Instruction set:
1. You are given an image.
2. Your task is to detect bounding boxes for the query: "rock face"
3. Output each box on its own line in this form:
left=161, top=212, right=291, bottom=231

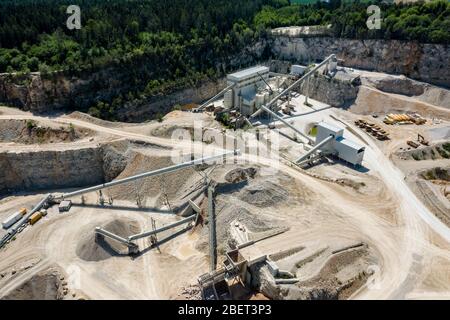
left=0, top=40, right=270, bottom=119
left=0, top=72, right=88, bottom=113
left=299, top=69, right=360, bottom=107
left=0, top=144, right=127, bottom=195
left=272, top=37, right=449, bottom=88
left=114, top=78, right=227, bottom=121
left=1, top=269, right=65, bottom=300
left=0, top=70, right=234, bottom=122
left=371, top=76, right=425, bottom=96
left=0, top=36, right=447, bottom=116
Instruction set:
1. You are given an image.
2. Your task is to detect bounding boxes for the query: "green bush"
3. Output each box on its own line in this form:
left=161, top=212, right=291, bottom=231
left=443, top=143, right=450, bottom=152
left=26, top=119, right=36, bottom=130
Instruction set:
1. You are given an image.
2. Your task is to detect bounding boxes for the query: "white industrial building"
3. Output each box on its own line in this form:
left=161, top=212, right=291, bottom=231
left=314, top=122, right=365, bottom=166
left=290, top=64, right=306, bottom=76
left=224, top=66, right=271, bottom=116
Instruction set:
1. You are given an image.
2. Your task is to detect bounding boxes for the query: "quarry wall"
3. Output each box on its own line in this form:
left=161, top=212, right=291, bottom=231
left=0, top=144, right=127, bottom=195
left=0, top=36, right=447, bottom=118
left=299, top=71, right=360, bottom=108
left=272, top=37, right=449, bottom=88
left=114, top=78, right=227, bottom=121
left=0, top=39, right=268, bottom=120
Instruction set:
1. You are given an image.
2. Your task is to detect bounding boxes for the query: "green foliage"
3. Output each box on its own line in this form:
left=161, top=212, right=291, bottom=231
left=437, top=146, right=449, bottom=159
left=0, top=0, right=276, bottom=76
left=218, top=112, right=232, bottom=128
left=88, top=101, right=114, bottom=120
left=68, top=122, right=75, bottom=134
left=0, top=0, right=447, bottom=122
left=254, top=0, right=449, bottom=43
left=26, top=119, right=36, bottom=130
left=443, top=143, right=450, bottom=152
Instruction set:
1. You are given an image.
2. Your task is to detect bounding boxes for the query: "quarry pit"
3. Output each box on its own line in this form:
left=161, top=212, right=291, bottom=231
left=0, top=58, right=449, bottom=301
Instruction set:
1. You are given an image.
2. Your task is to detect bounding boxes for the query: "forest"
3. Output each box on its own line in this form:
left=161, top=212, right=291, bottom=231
left=255, top=0, right=450, bottom=43
left=1, top=0, right=448, bottom=75
left=0, top=0, right=448, bottom=119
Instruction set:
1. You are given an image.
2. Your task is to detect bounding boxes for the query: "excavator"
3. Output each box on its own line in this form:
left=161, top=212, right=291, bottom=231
left=417, top=133, right=429, bottom=146
left=407, top=134, right=429, bottom=149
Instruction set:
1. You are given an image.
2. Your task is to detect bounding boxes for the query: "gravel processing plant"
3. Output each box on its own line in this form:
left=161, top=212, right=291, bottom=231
left=0, top=48, right=449, bottom=301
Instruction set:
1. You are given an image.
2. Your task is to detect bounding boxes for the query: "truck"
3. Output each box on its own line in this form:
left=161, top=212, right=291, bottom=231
left=2, top=208, right=27, bottom=229
left=29, top=211, right=43, bottom=225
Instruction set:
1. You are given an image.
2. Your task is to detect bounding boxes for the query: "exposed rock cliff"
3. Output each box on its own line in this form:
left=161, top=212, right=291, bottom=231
left=0, top=69, right=125, bottom=113
left=0, top=143, right=128, bottom=195
left=0, top=40, right=269, bottom=120
left=114, top=78, right=226, bottom=121
left=299, top=68, right=361, bottom=107
left=272, top=36, right=449, bottom=88
left=0, top=36, right=447, bottom=117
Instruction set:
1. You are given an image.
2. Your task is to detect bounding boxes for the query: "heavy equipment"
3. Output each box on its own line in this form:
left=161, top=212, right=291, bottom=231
left=418, top=134, right=429, bottom=146
left=407, top=140, right=419, bottom=149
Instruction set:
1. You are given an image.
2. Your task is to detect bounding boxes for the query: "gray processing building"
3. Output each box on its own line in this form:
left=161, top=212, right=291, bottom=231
left=224, top=65, right=271, bottom=116
left=314, top=122, right=365, bottom=166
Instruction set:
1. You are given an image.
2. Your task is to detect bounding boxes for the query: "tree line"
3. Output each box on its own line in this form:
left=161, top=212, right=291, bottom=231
left=254, top=0, right=449, bottom=43
left=0, top=0, right=288, bottom=74
left=0, top=0, right=447, bottom=120
left=1, top=0, right=447, bottom=76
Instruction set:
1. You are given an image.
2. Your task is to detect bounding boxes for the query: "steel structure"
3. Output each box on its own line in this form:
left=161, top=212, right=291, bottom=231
left=128, top=214, right=196, bottom=241
left=195, top=83, right=236, bottom=112
left=58, top=150, right=240, bottom=200
left=0, top=194, right=51, bottom=249
left=208, top=185, right=216, bottom=271
left=249, top=54, right=336, bottom=119
left=95, top=227, right=130, bottom=245
left=1, top=152, right=239, bottom=249
left=296, top=135, right=334, bottom=163
left=257, top=104, right=314, bottom=144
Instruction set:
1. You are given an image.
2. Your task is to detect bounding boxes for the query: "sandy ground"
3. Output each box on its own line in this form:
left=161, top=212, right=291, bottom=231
left=0, top=194, right=208, bottom=299
left=0, top=76, right=449, bottom=300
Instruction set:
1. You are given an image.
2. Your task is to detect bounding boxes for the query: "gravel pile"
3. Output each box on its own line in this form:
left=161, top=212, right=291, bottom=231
left=76, top=218, right=140, bottom=261
left=224, top=167, right=258, bottom=183
left=1, top=268, right=64, bottom=300
left=238, top=181, right=289, bottom=207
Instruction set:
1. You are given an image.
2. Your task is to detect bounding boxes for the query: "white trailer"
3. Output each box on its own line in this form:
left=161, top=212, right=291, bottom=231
left=2, top=208, right=27, bottom=229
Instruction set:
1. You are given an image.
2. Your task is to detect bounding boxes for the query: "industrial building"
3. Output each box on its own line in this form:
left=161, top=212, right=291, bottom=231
left=290, top=64, right=306, bottom=76
left=59, top=200, right=72, bottom=212
left=224, top=65, right=272, bottom=116
left=315, top=122, right=365, bottom=166
left=297, top=122, right=365, bottom=166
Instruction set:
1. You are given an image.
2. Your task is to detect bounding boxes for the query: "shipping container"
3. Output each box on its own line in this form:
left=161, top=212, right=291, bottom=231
left=29, top=212, right=43, bottom=225
left=2, top=208, right=27, bottom=229
left=2, top=212, right=22, bottom=229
